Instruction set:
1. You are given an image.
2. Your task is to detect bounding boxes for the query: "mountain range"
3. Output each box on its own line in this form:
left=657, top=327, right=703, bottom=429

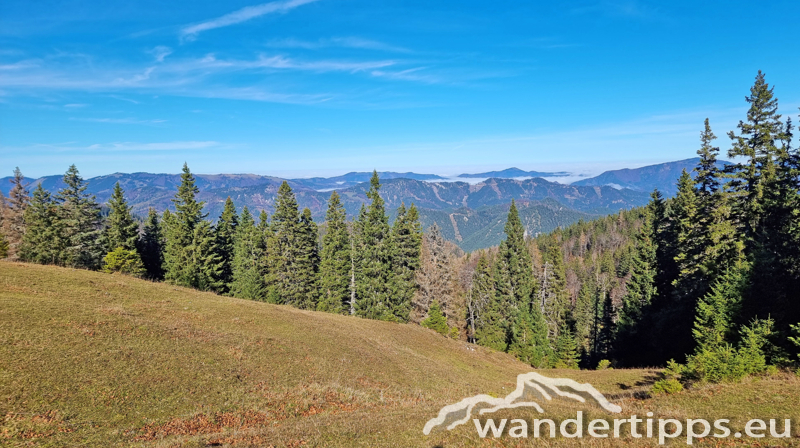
left=0, top=159, right=714, bottom=251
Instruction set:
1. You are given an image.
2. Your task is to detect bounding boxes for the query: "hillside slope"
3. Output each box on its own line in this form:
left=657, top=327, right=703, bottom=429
left=3, top=263, right=799, bottom=447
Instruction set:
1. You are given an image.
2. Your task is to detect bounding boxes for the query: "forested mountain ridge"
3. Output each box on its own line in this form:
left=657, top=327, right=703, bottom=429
left=1, top=172, right=650, bottom=251
left=573, top=157, right=730, bottom=195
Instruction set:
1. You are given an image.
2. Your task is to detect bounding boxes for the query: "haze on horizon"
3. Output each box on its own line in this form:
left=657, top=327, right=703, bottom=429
left=1, top=0, right=799, bottom=178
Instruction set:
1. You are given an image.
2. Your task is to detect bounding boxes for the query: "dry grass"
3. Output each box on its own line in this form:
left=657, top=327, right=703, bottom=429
left=1, top=261, right=799, bottom=447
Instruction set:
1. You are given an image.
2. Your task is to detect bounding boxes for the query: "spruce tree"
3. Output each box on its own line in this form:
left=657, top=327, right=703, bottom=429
left=614, top=207, right=657, bottom=365
left=20, top=185, right=63, bottom=265
left=137, top=208, right=165, bottom=280
left=295, top=207, right=320, bottom=309
left=353, top=171, right=395, bottom=320
left=230, top=207, right=267, bottom=300
left=468, top=254, right=500, bottom=345
left=496, top=200, right=551, bottom=366
left=2, top=167, right=30, bottom=259
left=692, top=266, right=748, bottom=350
left=214, top=197, right=238, bottom=293
left=421, top=300, right=449, bottom=336
left=55, top=165, right=103, bottom=269
left=104, top=182, right=140, bottom=251
left=317, top=191, right=351, bottom=313
left=554, top=324, right=579, bottom=369
left=269, top=181, right=300, bottom=305
left=163, top=163, right=221, bottom=290
left=672, top=169, right=701, bottom=298
left=726, top=70, right=784, bottom=239
left=391, top=202, right=422, bottom=322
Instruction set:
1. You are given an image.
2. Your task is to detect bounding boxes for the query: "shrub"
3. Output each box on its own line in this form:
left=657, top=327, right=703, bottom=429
left=421, top=301, right=449, bottom=336
left=685, top=319, right=773, bottom=383
left=102, top=247, right=145, bottom=277
left=651, top=378, right=683, bottom=395
left=596, top=359, right=612, bottom=370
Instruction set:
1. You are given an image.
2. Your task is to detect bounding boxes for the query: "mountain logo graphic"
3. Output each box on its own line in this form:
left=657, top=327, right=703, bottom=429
left=423, top=372, right=622, bottom=435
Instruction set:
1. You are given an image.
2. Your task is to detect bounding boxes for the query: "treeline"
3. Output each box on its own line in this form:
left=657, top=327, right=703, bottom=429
left=0, top=165, right=433, bottom=322
left=612, top=71, right=800, bottom=381
left=430, top=71, right=800, bottom=377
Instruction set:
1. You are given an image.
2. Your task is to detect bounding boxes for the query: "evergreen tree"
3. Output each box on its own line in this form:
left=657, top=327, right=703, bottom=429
left=137, top=208, right=164, bottom=280
left=266, top=182, right=319, bottom=308
left=295, top=207, right=320, bottom=309
left=421, top=300, right=449, bottom=336
left=55, top=165, right=103, bottom=269
left=230, top=207, right=267, bottom=300
left=1, top=167, right=30, bottom=259
left=104, top=182, right=140, bottom=252
left=495, top=200, right=551, bottom=366
left=391, top=203, right=422, bottom=322
left=317, top=191, right=352, bottom=313
left=693, top=266, right=748, bottom=350
left=726, top=70, right=784, bottom=239
left=468, top=254, right=499, bottom=345
left=554, top=324, right=579, bottom=369
left=672, top=169, right=701, bottom=297
left=214, top=197, right=238, bottom=293
left=353, top=171, right=395, bottom=320
left=614, top=207, right=657, bottom=364
left=696, top=119, right=721, bottom=196
left=20, top=185, right=63, bottom=265
left=163, top=163, right=221, bottom=290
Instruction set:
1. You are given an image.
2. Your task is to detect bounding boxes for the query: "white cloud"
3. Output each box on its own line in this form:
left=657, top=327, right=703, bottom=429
left=265, top=36, right=410, bottom=53
left=70, top=117, right=166, bottom=125
left=181, top=0, right=320, bottom=41
left=149, top=46, right=173, bottom=62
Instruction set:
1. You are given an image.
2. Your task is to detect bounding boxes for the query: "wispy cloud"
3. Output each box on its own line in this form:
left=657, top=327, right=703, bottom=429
left=181, top=0, right=320, bottom=41
left=148, top=46, right=172, bottom=62
left=181, top=53, right=396, bottom=73
left=70, top=117, right=167, bottom=125
left=265, top=37, right=410, bottom=53
left=87, top=141, right=218, bottom=151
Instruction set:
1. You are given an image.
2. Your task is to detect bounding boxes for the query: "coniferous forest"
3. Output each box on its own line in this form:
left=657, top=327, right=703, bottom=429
left=2, top=72, right=800, bottom=383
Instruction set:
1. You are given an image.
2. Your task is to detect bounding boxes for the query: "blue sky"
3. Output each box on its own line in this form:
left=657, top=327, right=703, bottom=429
left=1, top=0, right=798, bottom=179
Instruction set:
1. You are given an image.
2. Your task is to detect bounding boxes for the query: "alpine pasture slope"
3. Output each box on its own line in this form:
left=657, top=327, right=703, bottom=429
left=2, top=262, right=799, bottom=447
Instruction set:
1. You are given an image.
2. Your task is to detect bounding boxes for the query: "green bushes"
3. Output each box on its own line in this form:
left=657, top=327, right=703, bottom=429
left=102, top=247, right=145, bottom=277
left=651, top=378, right=683, bottom=395
left=684, top=318, right=773, bottom=383
left=421, top=301, right=449, bottom=336
left=596, top=359, right=612, bottom=370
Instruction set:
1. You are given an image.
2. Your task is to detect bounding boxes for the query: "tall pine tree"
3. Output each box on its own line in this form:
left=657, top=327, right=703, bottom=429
left=55, top=165, right=103, bottom=269
left=214, top=197, right=238, bottom=293
left=230, top=207, right=267, bottom=300
left=137, top=208, right=164, bottom=280
left=317, top=191, right=352, bottom=313
left=353, top=171, right=395, bottom=320
left=391, top=202, right=422, bottom=322
left=104, top=182, right=140, bottom=252
left=163, top=163, right=222, bottom=290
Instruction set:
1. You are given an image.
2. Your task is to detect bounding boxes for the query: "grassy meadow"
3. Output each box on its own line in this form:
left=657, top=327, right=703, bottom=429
left=1, top=261, right=799, bottom=447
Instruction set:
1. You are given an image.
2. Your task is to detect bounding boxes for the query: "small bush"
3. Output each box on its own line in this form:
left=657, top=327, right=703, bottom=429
left=664, top=359, right=685, bottom=379
left=596, top=359, right=612, bottom=370
left=651, top=378, right=683, bottom=395
left=421, top=301, right=449, bottom=336
left=102, top=247, right=145, bottom=277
